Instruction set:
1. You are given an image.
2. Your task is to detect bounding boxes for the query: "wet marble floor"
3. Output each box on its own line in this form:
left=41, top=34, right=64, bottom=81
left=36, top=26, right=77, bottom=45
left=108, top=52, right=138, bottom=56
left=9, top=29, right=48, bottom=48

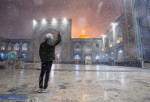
left=0, top=64, right=150, bottom=102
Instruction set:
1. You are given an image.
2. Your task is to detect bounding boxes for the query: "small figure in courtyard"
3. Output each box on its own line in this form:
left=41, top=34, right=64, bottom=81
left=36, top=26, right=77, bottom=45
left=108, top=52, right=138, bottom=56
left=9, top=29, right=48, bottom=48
left=38, top=32, right=61, bottom=93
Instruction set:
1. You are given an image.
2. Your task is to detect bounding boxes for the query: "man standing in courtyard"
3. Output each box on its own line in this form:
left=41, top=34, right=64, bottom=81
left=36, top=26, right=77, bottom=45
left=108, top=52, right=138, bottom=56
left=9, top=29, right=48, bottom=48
left=38, top=32, right=61, bottom=93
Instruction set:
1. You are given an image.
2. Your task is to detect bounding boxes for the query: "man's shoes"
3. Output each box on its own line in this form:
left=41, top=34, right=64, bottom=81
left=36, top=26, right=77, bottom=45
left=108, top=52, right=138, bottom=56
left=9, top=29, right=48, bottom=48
left=42, top=89, right=48, bottom=93
left=37, top=88, right=43, bottom=93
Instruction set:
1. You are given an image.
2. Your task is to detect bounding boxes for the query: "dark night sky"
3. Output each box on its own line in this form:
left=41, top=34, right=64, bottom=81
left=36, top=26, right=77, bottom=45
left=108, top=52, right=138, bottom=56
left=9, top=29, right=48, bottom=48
left=0, top=0, right=123, bottom=39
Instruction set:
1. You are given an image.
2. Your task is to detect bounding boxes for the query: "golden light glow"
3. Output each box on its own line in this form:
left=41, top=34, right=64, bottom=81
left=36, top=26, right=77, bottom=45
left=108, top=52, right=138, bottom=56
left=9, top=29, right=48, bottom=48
left=79, top=34, right=90, bottom=39
left=81, top=29, right=86, bottom=34
left=71, top=20, right=102, bottom=39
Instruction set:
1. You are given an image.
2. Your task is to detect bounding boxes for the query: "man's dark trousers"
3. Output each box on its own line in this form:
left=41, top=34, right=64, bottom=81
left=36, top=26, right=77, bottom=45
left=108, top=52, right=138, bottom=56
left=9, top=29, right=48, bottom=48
left=39, top=61, right=53, bottom=89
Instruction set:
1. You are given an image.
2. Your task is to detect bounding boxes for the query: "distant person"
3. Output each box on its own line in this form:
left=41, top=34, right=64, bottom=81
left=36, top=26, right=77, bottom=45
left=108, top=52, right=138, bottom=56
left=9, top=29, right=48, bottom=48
left=38, top=32, right=61, bottom=93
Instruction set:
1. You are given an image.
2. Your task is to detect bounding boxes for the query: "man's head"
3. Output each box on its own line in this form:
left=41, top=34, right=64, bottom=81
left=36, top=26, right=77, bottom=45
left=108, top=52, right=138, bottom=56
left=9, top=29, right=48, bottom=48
left=45, top=33, right=54, bottom=45
left=45, top=33, right=54, bottom=40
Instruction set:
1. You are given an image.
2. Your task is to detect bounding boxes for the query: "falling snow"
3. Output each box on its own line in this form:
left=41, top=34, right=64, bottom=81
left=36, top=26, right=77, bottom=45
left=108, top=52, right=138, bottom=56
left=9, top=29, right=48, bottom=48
left=0, top=0, right=123, bottom=38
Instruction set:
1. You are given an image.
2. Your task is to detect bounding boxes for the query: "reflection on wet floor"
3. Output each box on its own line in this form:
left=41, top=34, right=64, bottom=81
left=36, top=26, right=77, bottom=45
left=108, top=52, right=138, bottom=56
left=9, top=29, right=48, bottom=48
left=0, top=64, right=150, bottom=102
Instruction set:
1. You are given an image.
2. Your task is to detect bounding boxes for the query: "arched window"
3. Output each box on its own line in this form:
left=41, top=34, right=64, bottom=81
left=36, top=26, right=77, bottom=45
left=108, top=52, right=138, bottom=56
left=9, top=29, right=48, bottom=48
left=7, top=43, right=12, bottom=51
left=1, top=43, right=6, bottom=51
left=74, top=54, right=81, bottom=60
left=14, top=43, right=19, bottom=51
left=22, top=43, right=28, bottom=51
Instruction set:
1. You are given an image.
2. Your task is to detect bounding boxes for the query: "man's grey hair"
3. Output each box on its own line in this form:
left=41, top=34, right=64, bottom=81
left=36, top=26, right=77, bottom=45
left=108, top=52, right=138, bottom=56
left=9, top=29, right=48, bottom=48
left=45, top=33, right=54, bottom=40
